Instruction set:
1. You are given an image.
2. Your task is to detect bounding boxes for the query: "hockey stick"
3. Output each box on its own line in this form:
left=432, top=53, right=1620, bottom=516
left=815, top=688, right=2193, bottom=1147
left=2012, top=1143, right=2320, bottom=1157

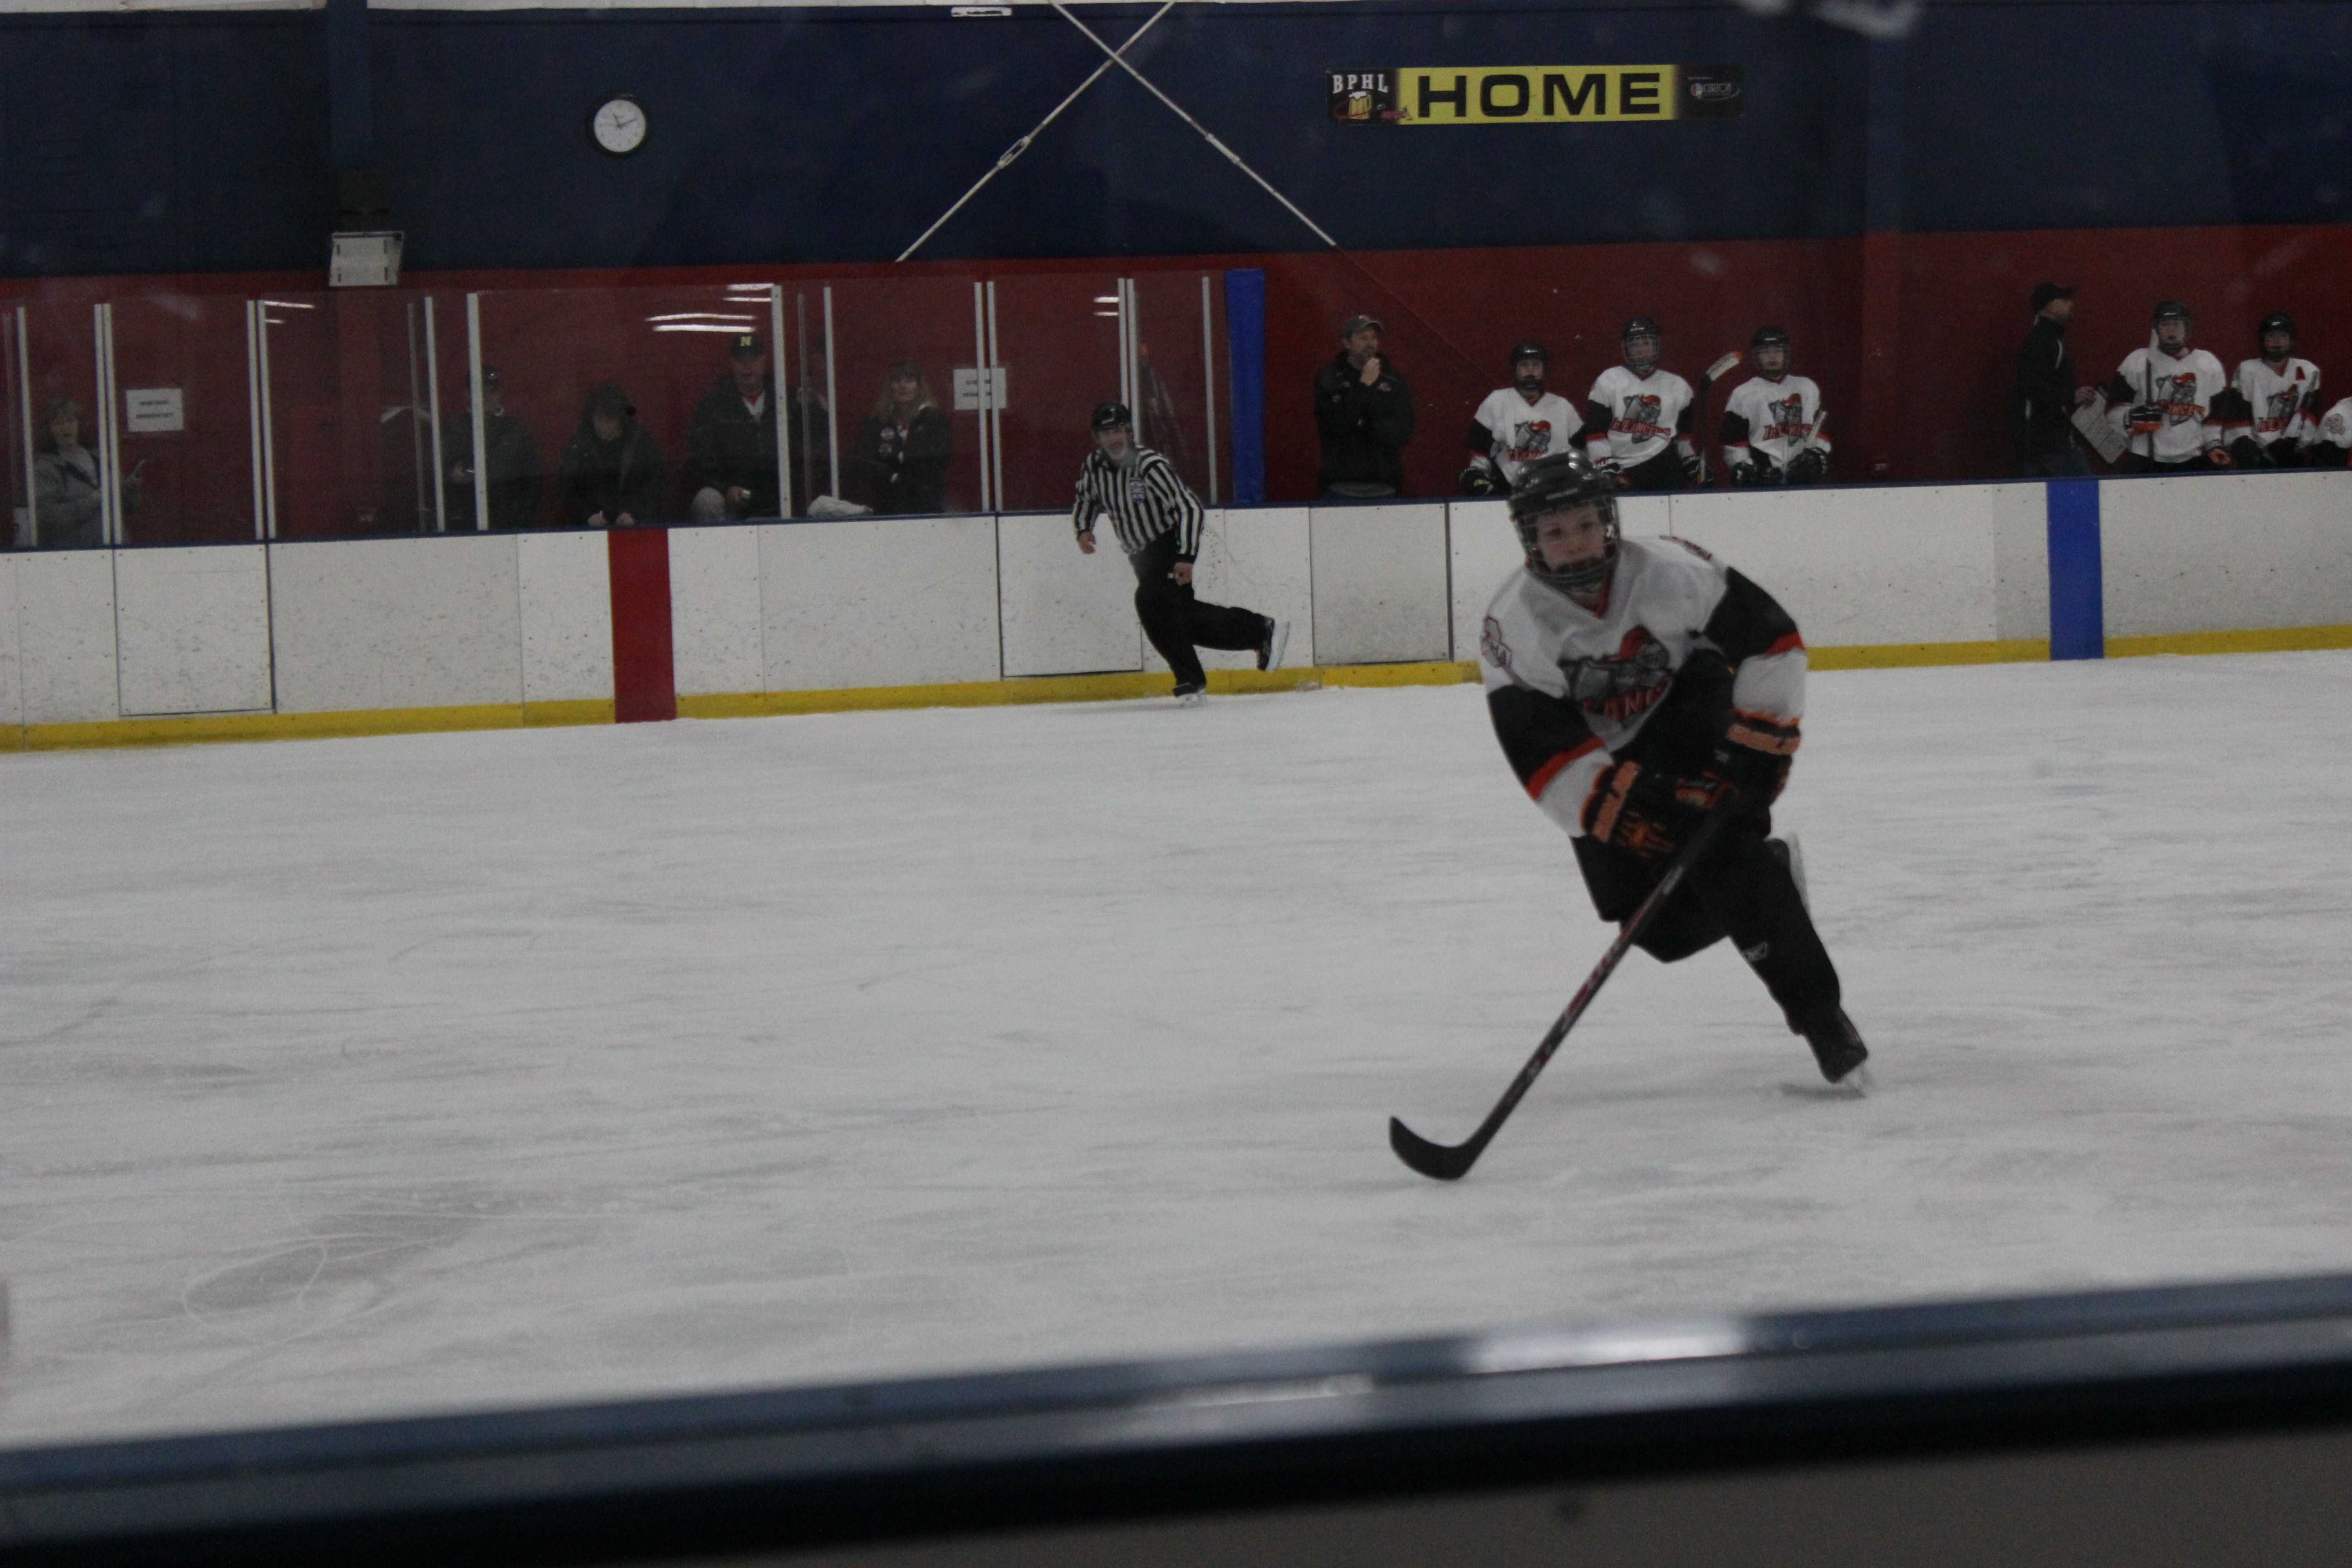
left=1695, top=350, right=1744, bottom=397
left=1389, top=806, right=1736, bottom=1181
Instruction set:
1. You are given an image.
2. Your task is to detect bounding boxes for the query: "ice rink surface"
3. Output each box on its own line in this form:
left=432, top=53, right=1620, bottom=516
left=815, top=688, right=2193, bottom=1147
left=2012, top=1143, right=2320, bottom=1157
left=5, top=651, right=2352, bottom=1449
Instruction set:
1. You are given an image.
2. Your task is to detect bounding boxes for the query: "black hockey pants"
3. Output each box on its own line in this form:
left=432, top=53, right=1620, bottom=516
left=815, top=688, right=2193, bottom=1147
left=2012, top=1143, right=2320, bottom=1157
left=1129, top=532, right=1264, bottom=688
left=1617, top=446, right=1689, bottom=492
left=1569, top=656, right=1841, bottom=1030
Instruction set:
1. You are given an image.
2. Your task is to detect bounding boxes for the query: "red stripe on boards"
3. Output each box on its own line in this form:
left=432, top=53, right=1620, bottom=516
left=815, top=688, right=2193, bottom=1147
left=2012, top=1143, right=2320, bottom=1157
left=608, top=528, right=678, bottom=724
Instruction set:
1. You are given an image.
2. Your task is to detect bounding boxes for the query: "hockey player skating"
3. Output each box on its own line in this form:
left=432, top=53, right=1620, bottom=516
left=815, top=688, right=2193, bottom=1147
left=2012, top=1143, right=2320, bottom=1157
left=1720, top=327, right=1831, bottom=485
left=2229, top=312, right=2323, bottom=468
left=1072, top=402, right=1287, bottom=706
left=1580, top=318, right=1704, bottom=490
left=1461, top=341, right=1579, bottom=496
left=2102, top=301, right=2234, bottom=473
left=1479, top=452, right=1866, bottom=1085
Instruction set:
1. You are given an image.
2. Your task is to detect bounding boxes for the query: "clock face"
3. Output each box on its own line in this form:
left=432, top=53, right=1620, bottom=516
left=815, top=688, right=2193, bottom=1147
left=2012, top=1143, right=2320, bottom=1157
left=592, top=96, right=647, bottom=156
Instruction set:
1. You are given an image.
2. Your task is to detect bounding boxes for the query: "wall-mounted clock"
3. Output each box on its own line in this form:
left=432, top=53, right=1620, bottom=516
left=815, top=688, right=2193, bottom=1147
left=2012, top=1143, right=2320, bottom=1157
left=591, top=96, right=648, bottom=157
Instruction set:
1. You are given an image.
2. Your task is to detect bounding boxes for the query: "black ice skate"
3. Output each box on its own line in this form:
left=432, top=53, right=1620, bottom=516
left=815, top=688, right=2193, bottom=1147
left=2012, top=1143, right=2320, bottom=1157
left=1256, top=616, right=1291, bottom=672
left=1797, top=1005, right=1869, bottom=1085
left=1172, top=680, right=1208, bottom=707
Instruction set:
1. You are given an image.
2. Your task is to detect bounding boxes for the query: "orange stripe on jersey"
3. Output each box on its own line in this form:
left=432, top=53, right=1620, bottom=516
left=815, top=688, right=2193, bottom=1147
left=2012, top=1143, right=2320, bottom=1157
left=1527, top=737, right=1602, bottom=800
left=1725, top=709, right=1802, bottom=756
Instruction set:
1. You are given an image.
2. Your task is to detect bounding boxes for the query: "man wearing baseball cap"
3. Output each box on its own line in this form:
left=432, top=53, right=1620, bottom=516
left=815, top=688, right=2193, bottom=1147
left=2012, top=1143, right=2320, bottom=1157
left=1314, top=312, right=1417, bottom=497
left=689, top=331, right=783, bottom=519
left=2013, top=283, right=2096, bottom=475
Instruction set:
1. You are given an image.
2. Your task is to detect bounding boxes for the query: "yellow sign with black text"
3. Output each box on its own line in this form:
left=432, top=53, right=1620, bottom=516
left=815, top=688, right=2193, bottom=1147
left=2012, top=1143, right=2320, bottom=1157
left=1327, top=65, right=1743, bottom=125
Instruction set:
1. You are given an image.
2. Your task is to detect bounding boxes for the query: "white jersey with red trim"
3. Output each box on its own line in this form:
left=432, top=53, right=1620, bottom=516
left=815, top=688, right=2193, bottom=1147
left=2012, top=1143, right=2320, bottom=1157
left=2233, top=357, right=2322, bottom=446
left=2107, top=345, right=2228, bottom=462
left=1472, top=387, right=1580, bottom=486
left=1584, top=365, right=1695, bottom=469
left=2312, top=396, right=2352, bottom=458
left=1720, top=373, right=1829, bottom=470
left=1478, top=534, right=1806, bottom=838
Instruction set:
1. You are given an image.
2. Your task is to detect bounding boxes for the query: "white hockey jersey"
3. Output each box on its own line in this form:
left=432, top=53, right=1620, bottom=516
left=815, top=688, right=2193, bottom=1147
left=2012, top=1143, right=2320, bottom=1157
left=1471, top=387, right=1580, bottom=486
left=1583, top=365, right=1695, bottom=468
left=1720, top=374, right=1830, bottom=471
left=2233, top=357, right=2322, bottom=447
left=2107, top=345, right=2228, bottom=463
left=1479, top=534, right=1806, bottom=838
left=2310, top=396, right=2352, bottom=460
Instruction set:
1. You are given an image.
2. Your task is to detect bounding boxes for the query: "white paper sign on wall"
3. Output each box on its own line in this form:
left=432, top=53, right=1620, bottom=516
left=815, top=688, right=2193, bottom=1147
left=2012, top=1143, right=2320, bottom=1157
left=124, top=388, right=184, bottom=433
left=952, top=367, right=1009, bottom=412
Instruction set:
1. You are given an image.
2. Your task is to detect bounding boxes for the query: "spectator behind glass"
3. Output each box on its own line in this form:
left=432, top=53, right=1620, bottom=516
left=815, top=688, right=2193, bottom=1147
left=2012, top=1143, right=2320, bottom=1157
left=558, top=383, right=666, bottom=528
left=688, top=333, right=780, bottom=520
left=442, top=367, right=543, bottom=530
left=2013, top=283, right=2097, bottom=476
left=1314, top=314, right=1416, bottom=498
left=849, top=362, right=952, bottom=514
left=33, top=396, right=140, bottom=549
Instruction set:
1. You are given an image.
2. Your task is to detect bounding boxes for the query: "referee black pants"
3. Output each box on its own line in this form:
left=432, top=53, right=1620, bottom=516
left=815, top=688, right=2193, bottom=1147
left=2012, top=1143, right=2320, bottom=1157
left=1568, top=657, right=1841, bottom=1032
left=1128, top=532, right=1264, bottom=689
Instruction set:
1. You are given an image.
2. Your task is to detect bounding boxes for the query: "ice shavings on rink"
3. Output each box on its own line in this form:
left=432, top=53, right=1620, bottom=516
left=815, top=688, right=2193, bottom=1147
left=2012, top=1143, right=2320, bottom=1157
left=5, top=652, right=2352, bottom=1447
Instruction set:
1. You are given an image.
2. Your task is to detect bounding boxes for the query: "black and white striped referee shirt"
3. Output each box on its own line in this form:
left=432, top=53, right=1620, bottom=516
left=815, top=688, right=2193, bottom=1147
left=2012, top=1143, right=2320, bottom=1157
left=1069, top=447, right=1204, bottom=558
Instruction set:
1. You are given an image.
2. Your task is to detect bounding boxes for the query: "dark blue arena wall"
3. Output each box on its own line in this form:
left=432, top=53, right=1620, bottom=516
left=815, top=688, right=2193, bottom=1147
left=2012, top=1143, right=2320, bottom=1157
left=4, top=1, right=2352, bottom=278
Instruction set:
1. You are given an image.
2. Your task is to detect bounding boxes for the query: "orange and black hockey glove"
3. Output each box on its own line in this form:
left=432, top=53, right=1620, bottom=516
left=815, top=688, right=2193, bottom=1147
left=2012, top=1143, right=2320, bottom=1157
left=1709, top=710, right=1801, bottom=805
left=1583, top=760, right=1725, bottom=860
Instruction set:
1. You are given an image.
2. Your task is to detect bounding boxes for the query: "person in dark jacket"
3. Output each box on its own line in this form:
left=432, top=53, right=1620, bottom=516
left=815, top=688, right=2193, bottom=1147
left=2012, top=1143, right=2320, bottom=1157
left=848, top=362, right=953, bottom=514
left=558, top=383, right=665, bottom=528
left=1314, top=314, right=1416, bottom=497
left=2014, top=283, right=2096, bottom=476
left=688, top=333, right=781, bottom=519
left=441, top=367, right=543, bottom=530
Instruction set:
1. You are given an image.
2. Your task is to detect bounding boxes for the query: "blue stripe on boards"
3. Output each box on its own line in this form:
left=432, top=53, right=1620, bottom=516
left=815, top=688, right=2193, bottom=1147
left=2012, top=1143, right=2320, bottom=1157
left=2045, top=478, right=2104, bottom=660
left=1224, top=269, right=1267, bottom=506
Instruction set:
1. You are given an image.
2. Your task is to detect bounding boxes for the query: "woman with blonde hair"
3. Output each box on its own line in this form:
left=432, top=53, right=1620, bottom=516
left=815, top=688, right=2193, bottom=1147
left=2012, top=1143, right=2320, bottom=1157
left=848, top=361, right=952, bottom=514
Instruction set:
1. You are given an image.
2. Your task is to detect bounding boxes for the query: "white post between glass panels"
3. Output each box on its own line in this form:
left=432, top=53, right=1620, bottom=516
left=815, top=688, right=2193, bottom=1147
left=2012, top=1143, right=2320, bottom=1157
left=93, top=303, right=122, bottom=547
left=465, top=293, right=489, bottom=533
left=768, top=284, right=791, bottom=518
left=1201, top=274, right=1219, bottom=506
left=16, top=306, right=38, bottom=546
left=243, top=302, right=265, bottom=540
left=821, top=286, right=840, bottom=509
left=985, top=279, right=1003, bottom=511
left=256, top=300, right=280, bottom=541
left=423, top=296, right=446, bottom=533
left=970, top=281, right=992, bottom=513
left=795, top=292, right=813, bottom=514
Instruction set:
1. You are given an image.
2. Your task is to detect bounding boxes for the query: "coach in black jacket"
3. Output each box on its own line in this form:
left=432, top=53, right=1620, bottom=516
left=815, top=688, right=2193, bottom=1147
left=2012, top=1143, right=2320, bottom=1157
left=2014, top=283, right=2095, bottom=476
left=1314, top=314, right=1417, bottom=497
left=688, top=333, right=782, bottom=519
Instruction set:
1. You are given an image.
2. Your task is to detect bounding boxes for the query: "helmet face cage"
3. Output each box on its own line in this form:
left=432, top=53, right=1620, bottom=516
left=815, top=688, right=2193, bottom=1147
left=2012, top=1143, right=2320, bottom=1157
left=1622, top=319, right=1662, bottom=374
left=1750, top=325, right=1792, bottom=374
left=1509, top=452, right=1621, bottom=595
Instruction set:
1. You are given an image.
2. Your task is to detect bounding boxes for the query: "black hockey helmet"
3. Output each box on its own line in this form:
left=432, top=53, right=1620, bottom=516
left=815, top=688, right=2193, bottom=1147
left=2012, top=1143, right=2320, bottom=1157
left=2151, top=299, right=2193, bottom=326
left=1090, top=400, right=1132, bottom=433
left=1507, top=450, right=1619, bottom=595
left=1621, top=317, right=1663, bottom=373
left=1508, top=339, right=1548, bottom=368
left=2258, top=310, right=2296, bottom=343
left=1750, top=324, right=1793, bottom=371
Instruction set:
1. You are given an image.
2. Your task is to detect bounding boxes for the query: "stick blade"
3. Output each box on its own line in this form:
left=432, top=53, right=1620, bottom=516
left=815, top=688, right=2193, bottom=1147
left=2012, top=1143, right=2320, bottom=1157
left=1389, top=1116, right=1481, bottom=1181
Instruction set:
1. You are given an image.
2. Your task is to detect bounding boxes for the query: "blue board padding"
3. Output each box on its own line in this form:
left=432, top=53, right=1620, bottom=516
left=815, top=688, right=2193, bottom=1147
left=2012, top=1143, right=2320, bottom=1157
left=2045, top=479, right=2104, bottom=661
left=1224, top=269, right=1268, bottom=506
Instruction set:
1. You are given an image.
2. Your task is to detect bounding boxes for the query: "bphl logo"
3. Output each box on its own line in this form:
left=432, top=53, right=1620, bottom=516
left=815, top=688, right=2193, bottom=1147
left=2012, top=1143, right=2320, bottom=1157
left=1327, top=71, right=1400, bottom=123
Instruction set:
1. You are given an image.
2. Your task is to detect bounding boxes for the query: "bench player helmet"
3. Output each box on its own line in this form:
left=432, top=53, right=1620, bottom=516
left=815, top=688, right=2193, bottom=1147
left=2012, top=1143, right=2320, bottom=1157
left=1750, top=324, right=1793, bottom=375
left=2151, top=299, right=2193, bottom=352
left=1621, top=317, right=1663, bottom=374
left=1509, top=339, right=1548, bottom=394
left=2258, top=311, right=2296, bottom=361
left=1508, top=450, right=1619, bottom=595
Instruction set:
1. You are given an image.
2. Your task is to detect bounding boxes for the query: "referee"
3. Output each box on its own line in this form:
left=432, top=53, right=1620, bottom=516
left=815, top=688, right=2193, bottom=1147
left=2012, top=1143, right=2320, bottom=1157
left=1073, top=402, right=1288, bottom=705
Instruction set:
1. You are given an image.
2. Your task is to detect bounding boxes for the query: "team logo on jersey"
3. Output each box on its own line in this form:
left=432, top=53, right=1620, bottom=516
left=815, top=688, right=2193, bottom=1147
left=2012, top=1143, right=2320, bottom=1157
left=1766, top=392, right=1808, bottom=441
left=2260, top=388, right=2299, bottom=434
left=1612, top=394, right=1666, bottom=441
left=1506, top=419, right=1554, bottom=463
left=2161, top=373, right=2201, bottom=423
left=1480, top=616, right=1512, bottom=669
left=1558, top=626, right=1673, bottom=724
